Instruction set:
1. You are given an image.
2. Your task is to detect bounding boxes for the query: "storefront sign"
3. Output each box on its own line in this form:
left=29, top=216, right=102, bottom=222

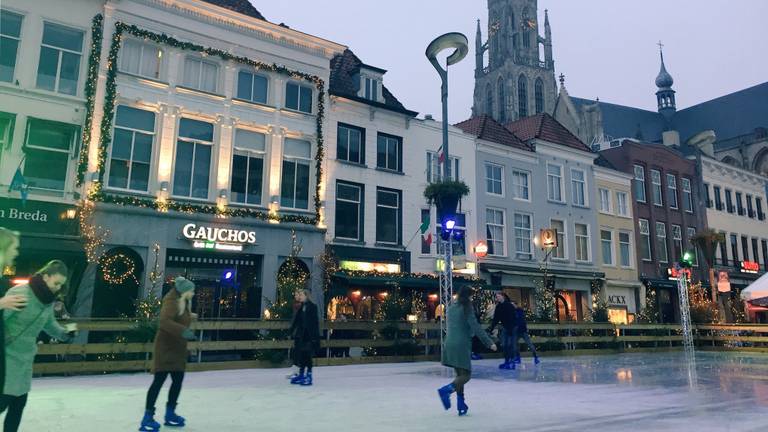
left=338, top=260, right=401, bottom=273
left=182, top=223, right=256, bottom=252
left=667, top=267, right=691, bottom=280
left=436, top=259, right=477, bottom=275
left=0, top=198, right=78, bottom=235
left=607, top=295, right=626, bottom=305
left=540, top=228, right=558, bottom=248
left=740, top=261, right=760, bottom=274
left=717, top=271, right=731, bottom=293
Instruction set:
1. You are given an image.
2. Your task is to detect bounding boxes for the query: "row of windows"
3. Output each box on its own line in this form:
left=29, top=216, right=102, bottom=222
left=334, top=181, right=402, bottom=245
left=485, top=162, right=591, bottom=207
left=485, top=75, right=545, bottom=122
left=485, top=209, right=593, bottom=263
left=637, top=219, right=698, bottom=265
left=335, top=123, right=403, bottom=172
left=633, top=164, right=694, bottom=213
left=1, top=10, right=85, bottom=96
left=598, top=187, right=630, bottom=217
left=108, top=105, right=312, bottom=210
left=119, top=38, right=314, bottom=113
left=718, top=234, right=768, bottom=270
left=705, top=183, right=766, bottom=220
left=600, top=229, right=634, bottom=268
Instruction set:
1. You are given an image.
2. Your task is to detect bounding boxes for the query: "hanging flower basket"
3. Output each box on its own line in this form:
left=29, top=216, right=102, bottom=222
left=424, top=180, right=470, bottom=221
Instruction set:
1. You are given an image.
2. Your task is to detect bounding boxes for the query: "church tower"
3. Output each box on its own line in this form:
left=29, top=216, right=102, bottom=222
left=472, top=0, right=557, bottom=122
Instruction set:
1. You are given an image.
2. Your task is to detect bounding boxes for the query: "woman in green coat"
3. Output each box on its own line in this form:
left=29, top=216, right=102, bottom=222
left=438, top=285, right=497, bottom=416
left=0, top=229, right=29, bottom=394
left=1, top=260, right=74, bottom=432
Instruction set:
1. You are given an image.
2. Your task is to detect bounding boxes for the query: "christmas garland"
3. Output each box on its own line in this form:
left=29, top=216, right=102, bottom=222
left=335, top=268, right=483, bottom=284
left=89, top=22, right=325, bottom=225
left=101, top=252, right=138, bottom=285
left=75, top=14, right=104, bottom=186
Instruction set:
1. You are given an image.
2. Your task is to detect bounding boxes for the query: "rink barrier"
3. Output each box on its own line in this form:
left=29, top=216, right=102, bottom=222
left=32, top=321, right=768, bottom=375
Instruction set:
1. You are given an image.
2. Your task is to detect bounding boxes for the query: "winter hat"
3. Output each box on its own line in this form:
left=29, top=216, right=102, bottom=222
left=174, top=276, right=195, bottom=294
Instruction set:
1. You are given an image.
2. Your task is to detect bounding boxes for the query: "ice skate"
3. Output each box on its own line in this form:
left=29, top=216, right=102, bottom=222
left=139, top=409, right=161, bottom=431
left=437, top=383, right=454, bottom=410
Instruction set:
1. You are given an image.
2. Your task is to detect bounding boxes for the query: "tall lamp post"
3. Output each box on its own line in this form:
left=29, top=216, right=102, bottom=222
left=425, top=32, right=468, bottom=344
left=534, top=228, right=558, bottom=320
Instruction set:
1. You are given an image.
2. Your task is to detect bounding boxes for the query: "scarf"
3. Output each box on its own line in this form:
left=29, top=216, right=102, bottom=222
left=29, top=274, right=56, bottom=305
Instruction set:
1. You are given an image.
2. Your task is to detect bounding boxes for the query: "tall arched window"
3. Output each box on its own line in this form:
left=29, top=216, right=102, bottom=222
left=517, top=75, right=528, bottom=118
left=485, top=83, right=493, bottom=116
left=523, top=31, right=531, bottom=48
left=497, top=77, right=506, bottom=123
left=535, top=78, right=544, bottom=114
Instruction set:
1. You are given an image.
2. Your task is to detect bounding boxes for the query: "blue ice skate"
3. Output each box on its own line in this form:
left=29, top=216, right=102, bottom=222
left=164, top=405, right=186, bottom=427
left=437, top=383, right=455, bottom=410
left=457, top=394, right=469, bottom=416
left=290, top=373, right=305, bottom=384
left=139, top=409, right=161, bottom=431
left=299, top=372, right=313, bottom=386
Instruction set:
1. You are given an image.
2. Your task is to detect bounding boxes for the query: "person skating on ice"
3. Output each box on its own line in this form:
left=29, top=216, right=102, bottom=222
left=0, top=228, right=28, bottom=409
left=139, top=277, right=197, bottom=431
left=488, top=292, right=517, bottom=369
left=2, top=260, right=76, bottom=432
left=437, top=286, right=497, bottom=416
left=289, top=289, right=320, bottom=386
left=511, top=301, right=540, bottom=365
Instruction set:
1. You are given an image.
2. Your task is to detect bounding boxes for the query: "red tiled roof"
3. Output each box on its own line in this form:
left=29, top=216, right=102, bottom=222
left=329, top=49, right=416, bottom=116
left=201, top=0, right=265, bottom=20
left=505, top=113, right=592, bottom=153
left=454, top=115, right=532, bottom=152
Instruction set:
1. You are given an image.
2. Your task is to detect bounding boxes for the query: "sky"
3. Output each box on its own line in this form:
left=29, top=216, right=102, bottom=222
left=256, top=1, right=768, bottom=123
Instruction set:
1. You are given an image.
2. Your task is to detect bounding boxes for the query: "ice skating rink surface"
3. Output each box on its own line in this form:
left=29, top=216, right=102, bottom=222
left=20, top=352, right=768, bottom=431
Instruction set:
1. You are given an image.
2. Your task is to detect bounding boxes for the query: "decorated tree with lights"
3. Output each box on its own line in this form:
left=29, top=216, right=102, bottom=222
left=636, top=287, right=659, bottom=324
left=533, top=278, right=556, bottom=322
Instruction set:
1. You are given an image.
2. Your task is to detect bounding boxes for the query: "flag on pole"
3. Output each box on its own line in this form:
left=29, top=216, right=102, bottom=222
left=419, top=212, right=430, bottom=234
left=424, top=233, right=433, bottom=248
left=438, top=148, right=445, bottom=164
left=8, top=166, right=28, bottom=205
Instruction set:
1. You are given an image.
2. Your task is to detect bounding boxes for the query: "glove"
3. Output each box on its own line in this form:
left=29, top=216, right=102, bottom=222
left=181, top=329, right=196, bottom=341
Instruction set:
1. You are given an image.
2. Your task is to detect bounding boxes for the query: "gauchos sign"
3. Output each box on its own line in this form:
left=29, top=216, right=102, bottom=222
left=182, top=223, right=257, bottom=250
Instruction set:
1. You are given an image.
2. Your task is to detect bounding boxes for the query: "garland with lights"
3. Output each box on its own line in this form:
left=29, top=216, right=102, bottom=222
left=100, top=252, right=139, bottom=285
left=335, top=268, right=483, bottom=285
left=89, top=22, right=325, bottom=225
left=75, top=14, right=104, bottom=186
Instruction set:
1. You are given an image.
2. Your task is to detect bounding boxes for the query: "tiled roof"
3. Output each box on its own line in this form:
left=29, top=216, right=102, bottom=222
left=454, top=115, right=531, bottom=152
left=201, top=0, right=265, bottom=20
left=505, top=113, right=592, bottom=153
left=571, top=97, right=666, bottom=143
left=329, top=49, right=417, bottom=117
left=675, top=81, right=768, bottom=144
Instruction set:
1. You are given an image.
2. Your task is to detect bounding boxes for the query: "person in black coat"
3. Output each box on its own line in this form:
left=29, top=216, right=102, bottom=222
left=488, top=292, right=517, bottom=369
left=289, top=289, right=320, bottom=386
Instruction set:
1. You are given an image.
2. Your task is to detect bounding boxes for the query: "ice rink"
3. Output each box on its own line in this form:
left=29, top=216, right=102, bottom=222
left=18, top=351, right=768, bottom=431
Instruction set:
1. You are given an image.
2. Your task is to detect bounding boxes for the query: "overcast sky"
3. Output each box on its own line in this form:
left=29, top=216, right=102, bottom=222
left=257, top=1, right=768, bottom=122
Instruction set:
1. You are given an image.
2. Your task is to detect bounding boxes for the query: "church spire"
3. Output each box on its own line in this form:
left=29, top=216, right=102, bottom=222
left=475, top=19, right=484, bottom=78
left=655, top=42, right=677, bottom=125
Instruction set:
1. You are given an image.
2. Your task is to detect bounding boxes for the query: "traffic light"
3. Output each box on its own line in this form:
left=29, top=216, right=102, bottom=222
left=679, top=251, right=694, bottom=269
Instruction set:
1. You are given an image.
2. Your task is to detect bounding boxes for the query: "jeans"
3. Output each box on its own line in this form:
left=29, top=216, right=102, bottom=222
left=512, top=327, right=538, bottom=358
left=0, top=393, right=28, bottom=432
left=500, top=328, right=516, bottom=362
left=145, top=371, right=185, bottom=410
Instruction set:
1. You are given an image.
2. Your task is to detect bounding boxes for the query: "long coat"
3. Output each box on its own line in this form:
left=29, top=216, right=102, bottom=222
left=441, top=303, right=494, bottom=371
left=3, top=284, right=68, bottom=396
left=290, top=301, right=320, bottom=355
left=152, top=289, right=192, bottom=373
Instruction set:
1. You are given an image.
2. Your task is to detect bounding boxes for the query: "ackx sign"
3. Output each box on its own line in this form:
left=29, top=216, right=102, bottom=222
left=607, top=295, right=626, bottom=305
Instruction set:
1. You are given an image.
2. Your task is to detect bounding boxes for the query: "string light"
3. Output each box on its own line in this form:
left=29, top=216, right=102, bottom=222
left=78, top=198, right=110, bottom=263
left=101, top=253, right=138, bottom=285
left=81, top=22, right=326, bottom=226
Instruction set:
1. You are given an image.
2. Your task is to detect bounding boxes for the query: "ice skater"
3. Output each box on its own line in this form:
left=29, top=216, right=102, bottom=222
left=0, top=228, right=28, bottom=401
left=437, top=286, right=497, bottom=416
left=488, top=292, right=517, bottom=369
left=511, top=301, right=539, bottom=365
left=139, top=277, right=197, bottom=431
left=2, top=260, right=76, bottom=432
left=289, top=289, right=320, bottom=386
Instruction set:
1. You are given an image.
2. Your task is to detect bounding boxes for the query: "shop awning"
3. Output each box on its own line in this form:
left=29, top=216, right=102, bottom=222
left=331, top=272, right=485, bottom=293
left=642, top=278, right=679, bottom=289
left=741, top=272, right=768, bottom=301
left=480, top=262, right=604, bottom=281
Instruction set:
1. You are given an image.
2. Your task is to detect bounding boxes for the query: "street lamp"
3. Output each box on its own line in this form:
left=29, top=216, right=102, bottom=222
left=425, top=32, right=468, bottom=343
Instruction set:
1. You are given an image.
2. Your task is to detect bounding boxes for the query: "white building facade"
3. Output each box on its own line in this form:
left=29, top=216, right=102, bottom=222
left=77, top=0, right=344, bottom=318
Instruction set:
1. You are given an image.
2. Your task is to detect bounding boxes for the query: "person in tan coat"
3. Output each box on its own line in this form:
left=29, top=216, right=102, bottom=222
left=139, top=277, right=196, bottom=431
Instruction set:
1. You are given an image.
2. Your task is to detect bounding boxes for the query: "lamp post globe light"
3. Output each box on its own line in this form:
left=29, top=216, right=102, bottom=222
left=425, top=32, right=468, bottom=342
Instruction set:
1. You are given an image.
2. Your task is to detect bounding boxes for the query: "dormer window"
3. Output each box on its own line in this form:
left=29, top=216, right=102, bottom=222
left=364, top=77, right=379, bottom=101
